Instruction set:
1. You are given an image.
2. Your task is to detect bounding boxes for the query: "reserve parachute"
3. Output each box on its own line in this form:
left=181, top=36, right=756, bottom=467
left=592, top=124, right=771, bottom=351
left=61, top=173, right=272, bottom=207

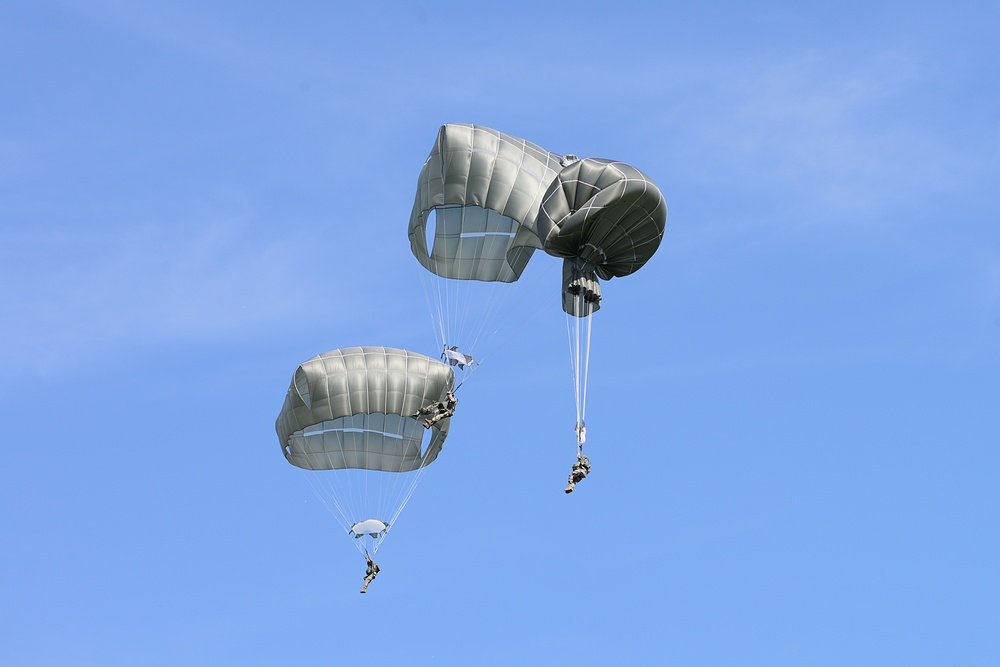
left=276, top=346, right=455, bottom=556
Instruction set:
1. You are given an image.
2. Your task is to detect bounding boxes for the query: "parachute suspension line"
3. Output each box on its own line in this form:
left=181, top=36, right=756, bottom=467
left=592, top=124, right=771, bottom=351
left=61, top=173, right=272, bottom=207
left=419, top=211, right=564, bottom=392
left=373, top=424, right=434, bottom=555
left=565, top=292, right=595, bottom=447
left=301, top=469, right=353, bottom=538
left=447, top=249, right=560, bottom=382
left=451, top=204, right=515, bottom=365
left=471, top=257, right=559, bottom=367
left=322, top=444, right=362, bottom=538
left=302, top=453, right=370, bottom=557
left=298, top=414, right=434, bottom=558
left=320, top=441, right=368, bottom=555
left=582, top=304, right=593, bottom=430
left=417, top=215, right=536, bottom=387
left=363, top=417, right=426, bottom=556
left=385, top=452, right=435, bottom=532
left=419, top=267, right=448, bottom=353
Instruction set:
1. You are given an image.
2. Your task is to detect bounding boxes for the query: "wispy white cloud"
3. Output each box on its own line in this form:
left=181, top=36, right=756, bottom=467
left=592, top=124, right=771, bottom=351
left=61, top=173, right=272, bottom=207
left=60, top=0, right=301, bottom=87
left=0, top=138, right=31, bottom=181
left=668, top=49, right=978, bottom=221
left=570, top=43, right=1000, bottom=274
left=0, top=215, right=349, bottom=377
left=57, top=0, right=417, bottom=105
left=439, top=39, right=992, bottom=239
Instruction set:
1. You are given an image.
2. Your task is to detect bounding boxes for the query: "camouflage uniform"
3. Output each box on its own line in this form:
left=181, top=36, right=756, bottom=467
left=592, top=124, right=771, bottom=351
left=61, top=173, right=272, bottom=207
left=423, top=392, right=458, bottom=428
left=565, top=453, right=591, bottom=493
left=360, top=556, right=380, bottom=593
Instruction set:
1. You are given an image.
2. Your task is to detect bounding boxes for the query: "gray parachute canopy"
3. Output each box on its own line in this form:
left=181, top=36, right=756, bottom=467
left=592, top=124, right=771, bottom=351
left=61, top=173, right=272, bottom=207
left=408, top=124, right=567, bottom=283
left=509, top=158, right=667, bottom=317
left=276, top=347, right=455, bottom=472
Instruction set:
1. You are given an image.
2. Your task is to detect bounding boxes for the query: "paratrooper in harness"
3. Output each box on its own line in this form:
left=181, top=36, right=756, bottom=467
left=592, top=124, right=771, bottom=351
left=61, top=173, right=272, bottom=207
left=413, top=391, right=458, bottom=429
left=360, top=553, right=380, bottom=593
left=565, top=422, right=591, bottom=493
left=564, top=450, right=591, bottom=493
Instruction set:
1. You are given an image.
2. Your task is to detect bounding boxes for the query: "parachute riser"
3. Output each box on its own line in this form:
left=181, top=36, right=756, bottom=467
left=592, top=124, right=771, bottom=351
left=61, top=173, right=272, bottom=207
left=562, top=259, right=602, bottom=318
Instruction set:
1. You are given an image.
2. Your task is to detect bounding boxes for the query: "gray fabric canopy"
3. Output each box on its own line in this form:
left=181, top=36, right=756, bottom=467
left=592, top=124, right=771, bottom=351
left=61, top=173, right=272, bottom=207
left=408, top=124, right=567, bottom=283
left=510, top=158, right=667, bottom=316
left=276, top=347, right=455, bottom=472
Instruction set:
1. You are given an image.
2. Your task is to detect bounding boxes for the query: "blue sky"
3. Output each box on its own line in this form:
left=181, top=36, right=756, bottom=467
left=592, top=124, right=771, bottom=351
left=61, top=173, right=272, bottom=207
left=2, top=1, right=998, bottom=665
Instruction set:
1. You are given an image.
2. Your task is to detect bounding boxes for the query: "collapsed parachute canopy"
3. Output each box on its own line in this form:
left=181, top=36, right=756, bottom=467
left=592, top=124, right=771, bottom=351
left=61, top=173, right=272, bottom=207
left=276, top=346, right=455, bottom=473
left=408, top=124, right=567, bottom=283
left=510, top=158, right=667, bottom=317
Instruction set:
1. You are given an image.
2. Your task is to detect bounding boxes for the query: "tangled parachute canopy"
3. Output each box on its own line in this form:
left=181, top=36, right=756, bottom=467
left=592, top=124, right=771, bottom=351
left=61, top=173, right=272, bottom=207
left=509, top=158, right=667, bottom=317
left=408, top=123, right=567, bottom=283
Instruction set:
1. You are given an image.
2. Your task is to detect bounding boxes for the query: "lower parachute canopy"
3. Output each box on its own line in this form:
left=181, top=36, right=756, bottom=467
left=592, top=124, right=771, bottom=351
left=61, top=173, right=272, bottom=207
left=276, top=346, right=455, bottom=555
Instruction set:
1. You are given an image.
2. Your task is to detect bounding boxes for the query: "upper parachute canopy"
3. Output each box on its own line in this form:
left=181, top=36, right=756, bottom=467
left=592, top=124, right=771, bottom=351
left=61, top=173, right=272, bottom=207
left=510, top=158, right=667, bottom=317
left=408, top=124, right=568, bottom=283
left=276, top=346, right=455, bottom=472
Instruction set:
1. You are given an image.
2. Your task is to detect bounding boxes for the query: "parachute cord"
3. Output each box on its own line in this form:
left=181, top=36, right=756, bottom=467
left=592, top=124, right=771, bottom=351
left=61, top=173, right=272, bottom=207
left=478, top=257, right=559, bottom=361
left=419, top=249, right=500, bottom=372
left=418, top=207, right=561, bottom=392
left=368, top=419, right=443, bottom=556
left=301, top=468, right=368, bottom=558
left=322, top=442, right=361, bottom=537
left=378, top=442, right=439, bottom=556
left=369, top=419, right=430, bottom=556
left=566, top=313, right=580, bottom=426
left=566, top=297, right=583, bottom=430
left=437, top=255, right=557, bottom=390
left=418, top=254, right=448, bottom=353
left=297, top=414, right=436, bottom=559
left=582, top=302, right=593, bottom=428
left=565, top=294, right=595, bottom=451
left=386, top=457, right=432, bottom=530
